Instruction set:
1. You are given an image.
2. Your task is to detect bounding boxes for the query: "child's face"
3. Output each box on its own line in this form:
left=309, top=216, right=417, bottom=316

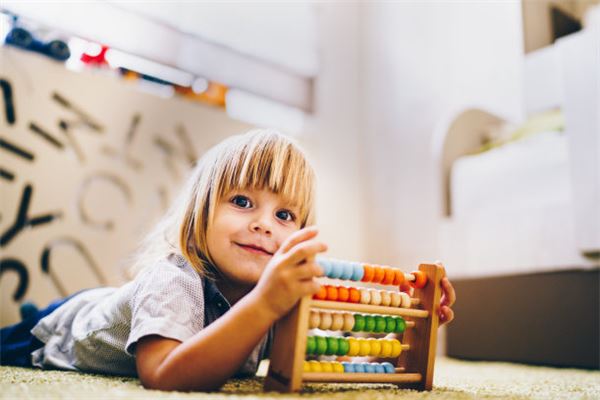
left=207, top=188, right=301, bottom=286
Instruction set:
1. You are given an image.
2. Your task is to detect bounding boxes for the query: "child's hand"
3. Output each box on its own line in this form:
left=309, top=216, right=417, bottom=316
left=438, top=277, right=456, bottom=325
left=252, top=226, right=327, bottom=320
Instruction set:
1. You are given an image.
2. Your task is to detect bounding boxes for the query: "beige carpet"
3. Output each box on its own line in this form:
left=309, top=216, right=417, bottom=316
left=1, top=357, right=599, bottom=399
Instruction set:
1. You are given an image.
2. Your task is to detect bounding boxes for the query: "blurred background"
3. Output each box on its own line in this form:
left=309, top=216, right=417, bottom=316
left=0, top=1, right=598, bottom=368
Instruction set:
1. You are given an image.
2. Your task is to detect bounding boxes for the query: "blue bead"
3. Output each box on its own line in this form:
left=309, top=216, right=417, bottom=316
left=373, top=363, right=385, bottom=374
left=364, top=363, right=375, bottom=373
left=340, top=262, right=354, bottom=280
left=381, top=362, right=395, bottom=374
left=330, top=261, right=344, bottom=279
left=351, top=263, right=364, bottom=281
left=353, top=362, right=365, bottom=373
left=342, top=362, right=354, bottom=373
left=317, top=258, right=332, bottom=277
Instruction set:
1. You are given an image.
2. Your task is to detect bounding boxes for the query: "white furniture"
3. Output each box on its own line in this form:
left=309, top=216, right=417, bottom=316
left=435, top=27, right=599, bottom=278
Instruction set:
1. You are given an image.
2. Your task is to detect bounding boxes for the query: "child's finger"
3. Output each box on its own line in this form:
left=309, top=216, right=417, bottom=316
left=439, top=305, right=454, bottom=324
left=441, top=277, right=456, bottom=307
left=283, top=240, right=328, bottom=266
left=297, top=279, right=321, bottom=297
left=292, top=260, right=323, bottom=280
left=279, top=226, right=319, bottom=254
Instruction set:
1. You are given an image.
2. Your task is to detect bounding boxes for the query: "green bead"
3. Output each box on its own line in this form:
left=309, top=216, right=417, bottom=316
left=316, top=336, right=328, bottom=355
left=326, top=336, right=339, bottom=355
left=352, top=314, right=365, bottom=332
left=337, top=338, right=349, bottom=356
left=374, top=316, right=386, bottom=333
left=364, top=315, right=376, bottom=332
left=384, top=317, right=396, bottom=333
left=306, top=336, right=316, bottom=354
left=395, top=317, right=406, bottom=333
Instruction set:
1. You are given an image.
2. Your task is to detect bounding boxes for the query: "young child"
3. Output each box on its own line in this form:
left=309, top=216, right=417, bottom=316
left=1, top=129, right=455, bottom=391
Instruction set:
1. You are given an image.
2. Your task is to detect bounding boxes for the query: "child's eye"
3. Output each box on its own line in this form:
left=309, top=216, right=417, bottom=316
left=231, top=195, right=252, bottom=208
left=276, top=209, right=295, bottom=222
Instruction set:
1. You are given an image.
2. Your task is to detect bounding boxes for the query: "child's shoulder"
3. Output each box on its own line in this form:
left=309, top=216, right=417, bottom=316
left=133, top=253, right=206, bottom=293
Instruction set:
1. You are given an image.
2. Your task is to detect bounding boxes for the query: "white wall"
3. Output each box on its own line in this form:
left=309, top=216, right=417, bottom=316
left=360, top=2, right=525, bottom=269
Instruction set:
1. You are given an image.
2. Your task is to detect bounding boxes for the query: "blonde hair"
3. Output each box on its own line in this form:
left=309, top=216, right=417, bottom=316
left=129, top=129, right=316, bottom=278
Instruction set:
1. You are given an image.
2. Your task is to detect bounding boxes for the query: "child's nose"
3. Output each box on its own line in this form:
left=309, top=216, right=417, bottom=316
left=250, top=218, right=272, bottom=235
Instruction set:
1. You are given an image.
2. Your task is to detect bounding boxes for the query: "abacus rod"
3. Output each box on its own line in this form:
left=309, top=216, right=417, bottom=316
left=302, top=372, right=423, bottom=383
left=310, top=300, right=429, bottom=318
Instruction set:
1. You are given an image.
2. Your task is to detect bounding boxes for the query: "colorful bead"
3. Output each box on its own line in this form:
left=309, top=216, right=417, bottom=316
left=318, top=258, right=331, bottom=277
left=326, top=286, right=338, bottom=301
left=390, top=292, right=401, bottom=307
left=337, top=338, right=349, bottom=355
left=352, top=314, right=365, bottom=331
left=384, top=316, right=396, bottom=333
left=316, top=336, right=328, bottom=355
left=319, top=311, right=333, bottom=330
left=353, top=362, right=366, bottom=373
left=358, top=339, right=371, bottom=356
left=382, top=267, right=395, bottom=285
left=347, top=338, right=360, bottom=356
left=340, top=263, right=354, bottom=280
left=390, top=339, right=402, bottom=357
left=337, top=286, right=350, bottom=302
left=393, top=269, right=405, bottom=286
left=306, top=336, right=316, bottom=354
left=359, top=289, right=371, bottom=304
left=361, top=265, right=374, bottom=282
left=309, top=311, right=320, bottom=329
left=332, top=362, right=344, bottom=373
left=348, top=287, right=361, bottom=303
left=321, top=361, right=333, bottom=372
left=331, top=313, right=344, bottom=331
left=380, top=340, right=392, bottom=357
left=351, top=262, right=364, bottom=281
left=382, top=362, right=395, bottom=374
left=314, top=285, right=327, bottom=300
left=369, top=289, right=382, bottom=306
left=395, top=317, right=406, bottom=333
left=342, top=313, right=355, bottom=331
left=326, top=337, right=339, bottom=355
left=374, top=316, right=386, bottom=333
left=303, top=361, right=310, bottom=372
left=373, top=363, right=385, bottom=373
left=364, top=362, right=376, bottom=373
left=309, top=360, right=322, bottom=372
left=367, top=338, right=381, bottom=356
left=342, top=362, right=354, bottom=373
left=410, top=270, right=427, bottom=288
left=372, top=266, right=385, bottom=283
left=400, top=292, right=411, bottom=308
left=364, top=315, right=376, bottom=332
left=380, top=290, right=392, bottom=306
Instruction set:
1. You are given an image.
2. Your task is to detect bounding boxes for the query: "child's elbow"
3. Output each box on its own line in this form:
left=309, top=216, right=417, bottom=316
left=140, top=371, right=225, bottom=392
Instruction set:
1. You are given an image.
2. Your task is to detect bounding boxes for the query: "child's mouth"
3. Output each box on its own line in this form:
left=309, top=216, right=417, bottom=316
left=235, top=243, right=273, bottom=256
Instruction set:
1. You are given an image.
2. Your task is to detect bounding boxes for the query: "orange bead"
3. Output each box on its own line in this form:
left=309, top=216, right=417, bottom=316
left=399, top=282, right=412, bottom=293
left=314, top=285, right=327, bottom=300
left=326, top=285, right=339, bottom=301
left=393, top=269, right=405, bottom=286
left=348, top=287, right=361, bottom=303
left=372, top=266, right=385, bottom=283
left=382, top=267, right=395, bottom=285
left=338, top=286, right=350, bottom=302
left=410, top=271, right=428, bottom=289
left=362, top=265, right=374, bottom=282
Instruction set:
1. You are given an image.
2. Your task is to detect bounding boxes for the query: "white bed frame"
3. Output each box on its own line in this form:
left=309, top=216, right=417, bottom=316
left=434, top=27, right=599, bottom=275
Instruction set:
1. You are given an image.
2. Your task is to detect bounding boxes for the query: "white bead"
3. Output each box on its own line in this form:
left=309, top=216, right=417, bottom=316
left=320, top=311, right=333, bottom=330
left=369, top=289, right=382, bottom=306
left=390, top=292, right=401, bottom=307
left=309, top=311, right=320, bottom=329
left=342, top=313, right=355, bottom=331
left=380, top=291, right=392, bottom=306
left=400, top=292, right=411, bottom=308
left=359, top=289, right=371, bottom=304
left=331, top=313, right=344, bottom=331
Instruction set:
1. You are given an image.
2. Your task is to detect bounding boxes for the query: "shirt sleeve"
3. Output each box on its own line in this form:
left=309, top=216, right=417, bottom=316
left=125, top=261, right=205, bottom=355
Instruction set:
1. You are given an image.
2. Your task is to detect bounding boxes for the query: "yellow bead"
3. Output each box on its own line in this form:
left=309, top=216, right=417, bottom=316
left=347, top=338, right=360, bottom=356
left=358, top=338, right=371, bottom=356
left=303, top=361, right=311, bottom=372
left=368, top=338, right=381, bottom=356
left=390, top=339, right=402, bottom=357
left=380, top=340, right=393, bottom=357
left=321, top=361, right=333, bottom=373
left=309, top=360, right=322, bottom=372
left=332, top=362, right=345, bottom=373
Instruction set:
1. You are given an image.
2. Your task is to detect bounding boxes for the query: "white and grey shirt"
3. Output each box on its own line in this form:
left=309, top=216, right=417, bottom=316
left=30, top=254, right=272, bottom=377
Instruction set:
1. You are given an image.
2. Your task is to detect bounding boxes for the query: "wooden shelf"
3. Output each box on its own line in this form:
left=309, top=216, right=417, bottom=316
left=302, top=372, right=423, bottom=383
left=310, top=300, right=429, bottom=318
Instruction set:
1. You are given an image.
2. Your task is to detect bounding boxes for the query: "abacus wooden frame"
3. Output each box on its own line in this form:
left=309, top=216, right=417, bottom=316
left=264, top=263, right=445, bottom=392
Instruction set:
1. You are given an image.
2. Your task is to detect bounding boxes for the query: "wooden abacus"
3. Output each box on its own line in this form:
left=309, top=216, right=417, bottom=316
left=265, top=259, right=445, bottom=392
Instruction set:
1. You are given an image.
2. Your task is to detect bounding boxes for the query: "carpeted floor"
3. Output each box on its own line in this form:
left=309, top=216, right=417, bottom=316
left=1, top=357, right=599, bottom=399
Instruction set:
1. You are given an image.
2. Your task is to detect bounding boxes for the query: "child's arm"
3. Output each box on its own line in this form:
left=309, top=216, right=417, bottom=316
left=135, top=227, right=326, bottom=392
